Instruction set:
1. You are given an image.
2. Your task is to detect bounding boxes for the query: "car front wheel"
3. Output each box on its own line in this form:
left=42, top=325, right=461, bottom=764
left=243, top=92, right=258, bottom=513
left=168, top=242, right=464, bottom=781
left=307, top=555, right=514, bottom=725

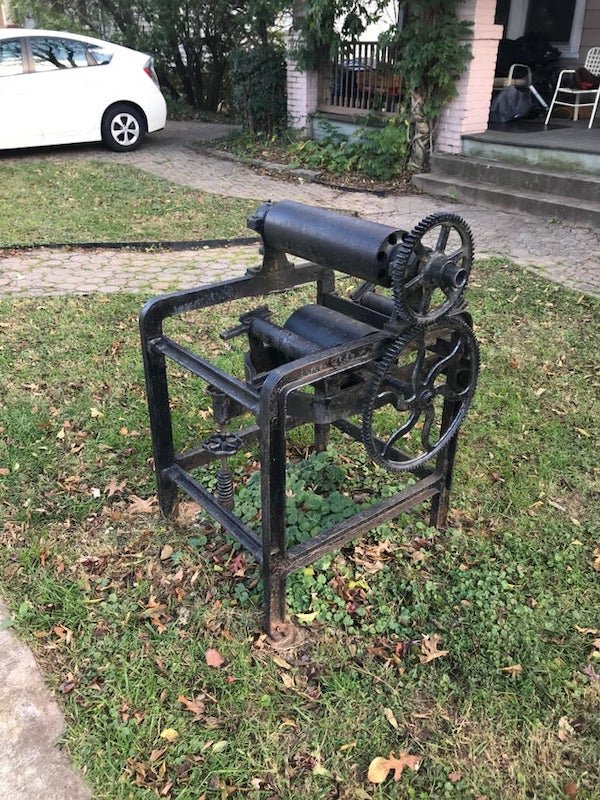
left=101, top=104, right=146, bottom=152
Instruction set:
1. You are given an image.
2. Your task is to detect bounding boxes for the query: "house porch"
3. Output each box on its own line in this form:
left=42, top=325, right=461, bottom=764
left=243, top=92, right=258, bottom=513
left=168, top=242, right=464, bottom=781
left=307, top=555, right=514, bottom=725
left=462, top=118, right=600, bottom=173
left=412, top=118, right=600, bottom=228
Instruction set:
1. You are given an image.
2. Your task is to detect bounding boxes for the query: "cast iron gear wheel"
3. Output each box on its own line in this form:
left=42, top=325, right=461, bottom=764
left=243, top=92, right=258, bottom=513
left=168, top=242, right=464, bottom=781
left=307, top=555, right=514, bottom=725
left=391, top=212, right=474, bottom=326
left=361, top=317, right=479, bottom=472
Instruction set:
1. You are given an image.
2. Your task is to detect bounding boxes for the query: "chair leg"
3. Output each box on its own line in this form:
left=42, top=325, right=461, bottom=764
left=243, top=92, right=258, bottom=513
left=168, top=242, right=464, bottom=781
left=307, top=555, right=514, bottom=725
left=588, top=92, right=600, bottom=129
left=545, top=89, right=559, bottom=126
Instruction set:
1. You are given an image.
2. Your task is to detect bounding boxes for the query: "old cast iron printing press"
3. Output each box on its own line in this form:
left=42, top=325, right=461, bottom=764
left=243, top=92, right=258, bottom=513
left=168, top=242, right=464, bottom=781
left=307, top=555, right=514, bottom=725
left=140, top=200, right=479, bottom=639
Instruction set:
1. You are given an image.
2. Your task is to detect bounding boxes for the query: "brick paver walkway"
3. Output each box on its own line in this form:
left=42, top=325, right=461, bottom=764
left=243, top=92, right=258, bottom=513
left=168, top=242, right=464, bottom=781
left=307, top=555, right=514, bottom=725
left=1, top=120, right=598, bottom=297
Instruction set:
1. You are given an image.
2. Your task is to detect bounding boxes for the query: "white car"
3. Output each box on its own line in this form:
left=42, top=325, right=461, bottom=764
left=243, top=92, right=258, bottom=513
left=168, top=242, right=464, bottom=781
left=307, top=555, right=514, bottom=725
left=0, top=28, right=167, bottom=151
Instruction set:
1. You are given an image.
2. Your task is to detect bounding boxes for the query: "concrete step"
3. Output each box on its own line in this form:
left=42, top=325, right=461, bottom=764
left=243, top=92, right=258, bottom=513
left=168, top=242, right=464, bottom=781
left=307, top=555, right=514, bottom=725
left=461, top=134, right=600, bottom=176
left=411, top=172, right=600, bottom=229
left=427, top=153, right=600, bottom=203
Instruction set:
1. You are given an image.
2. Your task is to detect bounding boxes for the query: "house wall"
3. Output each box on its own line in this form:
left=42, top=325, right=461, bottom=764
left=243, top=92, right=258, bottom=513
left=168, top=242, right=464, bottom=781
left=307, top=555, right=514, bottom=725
left=580, top=0, right=600, bottom=54
left=287, top=0, right=600, bottom=151
left=436, top=0, right=503, bottom=153
left=286, top=31, right=319, bottom=131
left=286, top=0, right=503, bottom=144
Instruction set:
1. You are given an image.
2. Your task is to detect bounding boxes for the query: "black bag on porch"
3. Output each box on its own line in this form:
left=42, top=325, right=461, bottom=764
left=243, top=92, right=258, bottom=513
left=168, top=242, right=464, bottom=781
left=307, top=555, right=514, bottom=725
left=490, top=85, right=533, bottom=123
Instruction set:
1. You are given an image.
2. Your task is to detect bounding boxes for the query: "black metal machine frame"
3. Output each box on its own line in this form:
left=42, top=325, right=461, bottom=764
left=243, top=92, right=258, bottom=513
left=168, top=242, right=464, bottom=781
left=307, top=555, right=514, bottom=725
left=140, top=201, right=478, bottom=638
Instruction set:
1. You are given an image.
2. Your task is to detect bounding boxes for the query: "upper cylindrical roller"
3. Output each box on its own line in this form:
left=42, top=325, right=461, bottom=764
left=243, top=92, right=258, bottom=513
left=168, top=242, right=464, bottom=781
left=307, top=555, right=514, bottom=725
left=247, top=200, right=403, bottom=286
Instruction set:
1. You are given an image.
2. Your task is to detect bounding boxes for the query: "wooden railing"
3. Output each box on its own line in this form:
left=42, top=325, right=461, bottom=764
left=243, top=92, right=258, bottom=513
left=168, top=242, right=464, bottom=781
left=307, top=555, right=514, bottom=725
left=319, top=41, right=402, bottom=116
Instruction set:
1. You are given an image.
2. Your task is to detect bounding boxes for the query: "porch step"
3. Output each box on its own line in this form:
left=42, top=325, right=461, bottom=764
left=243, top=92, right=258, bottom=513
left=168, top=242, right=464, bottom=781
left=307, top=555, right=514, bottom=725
left=412, top=155, right=600, bottom=228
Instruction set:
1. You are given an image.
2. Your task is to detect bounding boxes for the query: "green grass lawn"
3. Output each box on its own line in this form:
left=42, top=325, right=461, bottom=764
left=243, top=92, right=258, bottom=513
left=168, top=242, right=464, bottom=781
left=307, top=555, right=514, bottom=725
left=0, top=161, right=258, bottom=246
left=0, top=260, right=599, bottom=799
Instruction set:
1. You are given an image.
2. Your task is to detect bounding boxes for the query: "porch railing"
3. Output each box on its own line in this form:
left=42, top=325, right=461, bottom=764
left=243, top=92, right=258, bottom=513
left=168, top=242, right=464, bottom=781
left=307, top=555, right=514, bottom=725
left=318, top=40, right=402, bottom=116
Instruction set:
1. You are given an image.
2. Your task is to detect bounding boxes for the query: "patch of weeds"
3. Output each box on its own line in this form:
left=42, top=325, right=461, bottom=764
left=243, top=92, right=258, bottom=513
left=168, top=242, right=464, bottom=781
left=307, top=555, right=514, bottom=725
left=214, top=121, right=413, bottom=185
left=288, top=117, right=410, bottom=180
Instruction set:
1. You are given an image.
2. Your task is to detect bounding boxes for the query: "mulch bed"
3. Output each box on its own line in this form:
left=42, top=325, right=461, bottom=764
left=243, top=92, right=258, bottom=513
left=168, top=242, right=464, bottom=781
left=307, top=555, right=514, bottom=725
left=201, top=139, right=421, bottom=196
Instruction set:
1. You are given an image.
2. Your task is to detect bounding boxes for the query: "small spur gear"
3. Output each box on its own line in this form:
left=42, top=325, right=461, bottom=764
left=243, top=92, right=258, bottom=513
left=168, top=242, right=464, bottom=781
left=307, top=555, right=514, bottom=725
left=391, top=212, right=474, bottom=326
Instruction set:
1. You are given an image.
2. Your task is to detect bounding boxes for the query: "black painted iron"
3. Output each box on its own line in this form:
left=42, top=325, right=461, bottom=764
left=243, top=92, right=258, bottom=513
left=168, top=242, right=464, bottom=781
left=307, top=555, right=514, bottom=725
left=140, top=200, right=479, bottom=638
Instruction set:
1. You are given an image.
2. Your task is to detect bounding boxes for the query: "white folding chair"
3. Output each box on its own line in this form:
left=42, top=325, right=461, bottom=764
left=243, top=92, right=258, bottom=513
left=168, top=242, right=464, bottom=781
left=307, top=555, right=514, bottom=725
left=493, top=63, right=532, bottom=91
left=545, top=46, right=600, bottom=129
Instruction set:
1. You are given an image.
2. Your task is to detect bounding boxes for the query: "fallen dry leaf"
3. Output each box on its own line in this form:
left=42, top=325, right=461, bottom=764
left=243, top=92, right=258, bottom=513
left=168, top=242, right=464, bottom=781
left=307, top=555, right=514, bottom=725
left=138, top=597, right=167, bottom=618
left=280, top=671, right=296, bottom=690
left=272, top=655, right=293, bottom=670
left=419, top=634, right=448, bottom=664
left=558, top=716, right=575, bottom=742
left=104, top=478, right=126, bottom=497
left=127, top=494, right=158, bottom=515
left=500, top=664, right=523, bottom=677
left=383, top=707, right=399, bottom=730
left=295, top=611, right=318, bottom=624
left=58, top=673, right=77, bottom=694
left=177, top=501, right=202, bottom=522
left=205, top=648, right=225, bottom=668
left=177, top=694, right=205, bottom=718
left=367, top=757, right=391, bottom=784
left=353, top=540, right=393, bottom=574
left=367, top=751, right=421, bottom=784
left=160, top=544, right=174, bottom=561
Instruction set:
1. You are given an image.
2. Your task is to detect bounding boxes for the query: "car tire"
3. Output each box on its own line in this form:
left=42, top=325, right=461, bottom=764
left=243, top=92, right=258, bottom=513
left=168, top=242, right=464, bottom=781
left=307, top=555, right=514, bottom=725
left=101, top=104, right=146, bottom=152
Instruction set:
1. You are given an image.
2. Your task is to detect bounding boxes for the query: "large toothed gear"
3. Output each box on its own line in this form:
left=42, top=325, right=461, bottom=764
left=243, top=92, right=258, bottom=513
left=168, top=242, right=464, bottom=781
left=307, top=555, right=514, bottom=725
left=391, top=213, right=474, bottom=326
left=361, top=317, right=479, bottom=471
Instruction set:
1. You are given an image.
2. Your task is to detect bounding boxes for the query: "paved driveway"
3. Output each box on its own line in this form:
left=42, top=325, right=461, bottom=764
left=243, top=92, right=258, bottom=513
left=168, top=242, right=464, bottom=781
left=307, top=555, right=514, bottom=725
left=1, top=120, right=598, bottom=296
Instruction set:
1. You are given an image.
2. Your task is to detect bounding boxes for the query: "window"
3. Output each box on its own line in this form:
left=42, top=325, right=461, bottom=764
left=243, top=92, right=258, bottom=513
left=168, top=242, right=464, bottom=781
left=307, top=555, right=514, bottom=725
left=505, top=0, right=586, bottom=58
left=525, top=0, right=577, bottom=46
left=0, top=39, right=23, bottom=77
left=87, top=44, right=114, bottom=66
left=30, top=37, right=90, bottom=71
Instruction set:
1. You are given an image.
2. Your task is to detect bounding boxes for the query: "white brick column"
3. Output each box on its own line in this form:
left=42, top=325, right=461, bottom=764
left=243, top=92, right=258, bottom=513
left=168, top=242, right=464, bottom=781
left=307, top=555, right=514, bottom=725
left=436, top=0, right=503, bottom=153
left=286, top=30, right=319, bottom=133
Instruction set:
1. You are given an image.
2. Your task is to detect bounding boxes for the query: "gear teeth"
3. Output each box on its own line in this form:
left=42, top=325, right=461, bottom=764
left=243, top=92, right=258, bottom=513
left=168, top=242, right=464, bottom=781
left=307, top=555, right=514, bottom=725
left=391, top=213, right=474, bottom=327
left=362, top=318, right=479, bottom=472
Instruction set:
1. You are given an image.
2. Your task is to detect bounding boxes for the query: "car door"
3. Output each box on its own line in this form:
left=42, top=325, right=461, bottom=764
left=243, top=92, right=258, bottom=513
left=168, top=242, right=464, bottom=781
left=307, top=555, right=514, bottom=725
left=0, top=37, right=41, bottom=148
left=26, top=36, right=104, bottom=144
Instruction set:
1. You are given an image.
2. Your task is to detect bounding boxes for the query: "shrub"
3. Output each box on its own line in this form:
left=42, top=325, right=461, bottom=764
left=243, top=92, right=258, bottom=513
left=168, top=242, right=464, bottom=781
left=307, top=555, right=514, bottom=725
left=231, top=44, right=287, bottom=135
left=289, top=116, right=409, bottom=180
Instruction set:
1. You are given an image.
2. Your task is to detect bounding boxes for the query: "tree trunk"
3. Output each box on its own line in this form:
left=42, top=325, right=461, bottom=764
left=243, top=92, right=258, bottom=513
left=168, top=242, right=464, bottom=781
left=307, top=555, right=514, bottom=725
left=207, top=59, right=226, bottom=112
left=408, top=90, right=431, bottom=172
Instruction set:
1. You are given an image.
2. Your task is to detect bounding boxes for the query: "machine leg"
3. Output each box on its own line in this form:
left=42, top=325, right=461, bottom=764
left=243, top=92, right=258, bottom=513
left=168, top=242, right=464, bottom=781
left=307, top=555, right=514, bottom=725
left=430, top=432, right=458, bottom=530
left=260, top=389, right=289, bottom=635
left=263, top=566, right=288, bottom=637
left=314, top=423, right=330, bottom=452
left=141, top=344, right=179, bottom=518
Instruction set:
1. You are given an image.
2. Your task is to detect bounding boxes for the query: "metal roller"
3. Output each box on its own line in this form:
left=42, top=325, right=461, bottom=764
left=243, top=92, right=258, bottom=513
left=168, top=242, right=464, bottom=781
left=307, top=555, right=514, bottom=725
left=248, top=200, right=403, bottom=286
